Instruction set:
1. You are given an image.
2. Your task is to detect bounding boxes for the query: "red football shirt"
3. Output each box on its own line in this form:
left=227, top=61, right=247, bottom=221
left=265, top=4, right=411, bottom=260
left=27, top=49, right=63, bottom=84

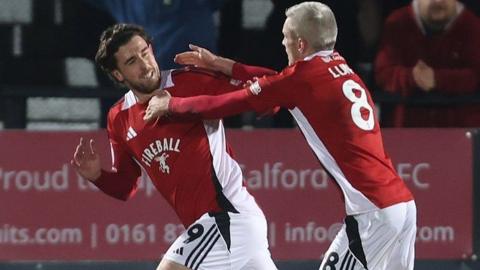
left=93, top=66, right=274, bottom=227
left=247, top=51, right=413, bottom=214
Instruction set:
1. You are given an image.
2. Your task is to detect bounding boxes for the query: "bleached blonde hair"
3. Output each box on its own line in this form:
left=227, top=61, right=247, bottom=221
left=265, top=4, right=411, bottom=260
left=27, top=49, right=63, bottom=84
left=285, top=2, right=338, bottom=50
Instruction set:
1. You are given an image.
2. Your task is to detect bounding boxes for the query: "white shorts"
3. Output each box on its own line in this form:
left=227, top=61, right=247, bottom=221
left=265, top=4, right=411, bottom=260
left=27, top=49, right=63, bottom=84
left=319, top=200, right=416, bottom=270
left=162, top=211, right=277, bottom=270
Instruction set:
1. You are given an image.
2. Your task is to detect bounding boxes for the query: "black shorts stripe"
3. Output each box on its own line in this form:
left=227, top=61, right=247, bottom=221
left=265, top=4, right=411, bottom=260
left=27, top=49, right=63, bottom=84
left=209, top=211, right=232, bottom=251
left=345, top=216, right=368, bottom=269
left=193, top=234, right=221, bottom=270
left=344, top=253, right=354, bottom=270
left=340, top=252, right=350, bottom=270
left=188, top=227, right=220, bottom=269
left=350, top=257, right=357, bottom=270
left=185, top=224, right=217, bottom=267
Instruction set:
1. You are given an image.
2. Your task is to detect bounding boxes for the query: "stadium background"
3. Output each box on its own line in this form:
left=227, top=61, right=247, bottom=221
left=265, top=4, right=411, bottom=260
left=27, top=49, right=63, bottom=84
left=0, top=0, right=479, bottom=269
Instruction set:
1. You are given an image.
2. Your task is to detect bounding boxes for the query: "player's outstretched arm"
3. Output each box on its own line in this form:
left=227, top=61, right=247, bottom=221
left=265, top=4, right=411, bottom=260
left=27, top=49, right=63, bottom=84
left=144, top=90, right=171, bottom=122
left=71, top=137, right=101, bottom=181
left=144, top=87, right=255, bottom=123
left=174, top=44, right=277, bottom=80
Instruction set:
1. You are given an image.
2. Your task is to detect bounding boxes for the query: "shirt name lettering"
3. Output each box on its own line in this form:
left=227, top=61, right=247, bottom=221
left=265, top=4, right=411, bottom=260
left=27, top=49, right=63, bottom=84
left=328, top=63, right=354, bottom=79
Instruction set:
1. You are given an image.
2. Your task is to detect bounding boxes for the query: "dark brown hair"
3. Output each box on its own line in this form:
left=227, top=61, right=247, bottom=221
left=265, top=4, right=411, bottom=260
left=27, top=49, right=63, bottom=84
left=95, top=23, right=153, bottom=75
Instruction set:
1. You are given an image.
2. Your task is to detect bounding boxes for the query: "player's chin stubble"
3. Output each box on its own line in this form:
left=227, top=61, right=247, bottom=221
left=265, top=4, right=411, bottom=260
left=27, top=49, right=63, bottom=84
left=131, top=73, right=161, bottom=94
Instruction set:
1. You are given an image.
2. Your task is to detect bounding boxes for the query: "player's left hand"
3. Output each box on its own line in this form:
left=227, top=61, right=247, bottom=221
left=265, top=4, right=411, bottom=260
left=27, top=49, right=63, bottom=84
left=70, top=137, right=102, bottom=181
left=174, top=44, right=217, bottom=69
left=144, top=90, right=171, bottom=123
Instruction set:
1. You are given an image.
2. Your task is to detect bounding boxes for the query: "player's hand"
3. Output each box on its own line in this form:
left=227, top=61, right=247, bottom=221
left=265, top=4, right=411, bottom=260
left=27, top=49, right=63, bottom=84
left=144, top=90, right=171, bottom=123
left=174, top=44, right=218, bottom=69
left=71, top=137, right=101, bottom=181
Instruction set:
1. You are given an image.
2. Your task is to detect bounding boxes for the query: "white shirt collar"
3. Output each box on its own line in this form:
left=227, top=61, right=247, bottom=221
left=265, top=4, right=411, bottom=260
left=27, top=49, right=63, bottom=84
left=121, top=69, right=175, bottom=110
left=304, top=50, right=334, bottom=61
left=160, top=69, right=174, bottom=89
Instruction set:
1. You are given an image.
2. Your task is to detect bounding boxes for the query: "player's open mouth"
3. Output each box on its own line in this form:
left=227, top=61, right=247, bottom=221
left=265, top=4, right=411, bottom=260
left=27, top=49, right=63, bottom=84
left=142, top=70, right=155, bottom=79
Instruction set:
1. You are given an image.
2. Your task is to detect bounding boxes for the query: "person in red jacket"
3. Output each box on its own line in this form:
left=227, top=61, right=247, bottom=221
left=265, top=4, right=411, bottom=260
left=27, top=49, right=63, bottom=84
left=374, top=0, right=480, bottom=127
left=70, top=23, right=277, bottom=270
left=144, top=2, right=416, bottom=270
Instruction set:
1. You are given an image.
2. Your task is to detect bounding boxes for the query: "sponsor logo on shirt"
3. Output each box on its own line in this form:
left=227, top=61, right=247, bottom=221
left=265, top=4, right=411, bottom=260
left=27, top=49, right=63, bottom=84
left=126, top=127, right=137, bottom=141
left=155, top=152, right=170, bottom=174
left=141, top=138, right=180, bottom=174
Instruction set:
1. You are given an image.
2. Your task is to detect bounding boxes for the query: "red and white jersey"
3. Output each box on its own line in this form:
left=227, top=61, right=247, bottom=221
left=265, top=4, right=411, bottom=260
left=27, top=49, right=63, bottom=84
left=247, top=51, right=414, bottom=215
left=95, top=68, right=266, bottom=227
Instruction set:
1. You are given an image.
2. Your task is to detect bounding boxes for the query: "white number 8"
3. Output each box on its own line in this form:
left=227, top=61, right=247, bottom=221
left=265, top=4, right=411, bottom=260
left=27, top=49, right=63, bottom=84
left=342, top=79, right=374, bottom=131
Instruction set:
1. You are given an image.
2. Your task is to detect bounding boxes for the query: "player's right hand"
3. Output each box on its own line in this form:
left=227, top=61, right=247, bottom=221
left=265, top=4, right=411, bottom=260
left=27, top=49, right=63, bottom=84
left=71, top=137, right=102, bottom=181
left=144, top=90, right=171, bottom=123
left=174, top=44, right=218, bottom=69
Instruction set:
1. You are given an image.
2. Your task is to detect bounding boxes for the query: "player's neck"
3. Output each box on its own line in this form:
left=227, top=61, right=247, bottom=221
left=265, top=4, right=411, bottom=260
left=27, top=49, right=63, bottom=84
left=133, top=90, right=156, bottom=104
left=300, top=47, right=318, bottom=60
left=132, top=80, right=164, bottom=104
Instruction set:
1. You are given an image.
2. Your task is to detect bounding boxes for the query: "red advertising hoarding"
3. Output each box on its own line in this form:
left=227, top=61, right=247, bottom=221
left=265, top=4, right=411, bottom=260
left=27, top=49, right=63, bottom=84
left=0, top=129, right=473, bottom=261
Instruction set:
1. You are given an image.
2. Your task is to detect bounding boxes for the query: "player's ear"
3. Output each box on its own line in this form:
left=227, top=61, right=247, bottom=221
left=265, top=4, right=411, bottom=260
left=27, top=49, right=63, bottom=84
left=298, top=38, right=307, bottom=54
left=111, top=69, right=124, bottom=82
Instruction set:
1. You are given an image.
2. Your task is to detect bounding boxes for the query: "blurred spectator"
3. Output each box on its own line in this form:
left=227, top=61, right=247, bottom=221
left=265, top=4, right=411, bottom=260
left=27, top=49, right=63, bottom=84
left=375, top=0, right=480, bottom=127
left=86, top=0, right=225, bottom=69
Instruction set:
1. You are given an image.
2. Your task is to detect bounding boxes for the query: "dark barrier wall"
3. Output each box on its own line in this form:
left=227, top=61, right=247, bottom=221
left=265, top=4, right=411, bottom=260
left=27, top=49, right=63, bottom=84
left=474, top=130, right=480, bottom=259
